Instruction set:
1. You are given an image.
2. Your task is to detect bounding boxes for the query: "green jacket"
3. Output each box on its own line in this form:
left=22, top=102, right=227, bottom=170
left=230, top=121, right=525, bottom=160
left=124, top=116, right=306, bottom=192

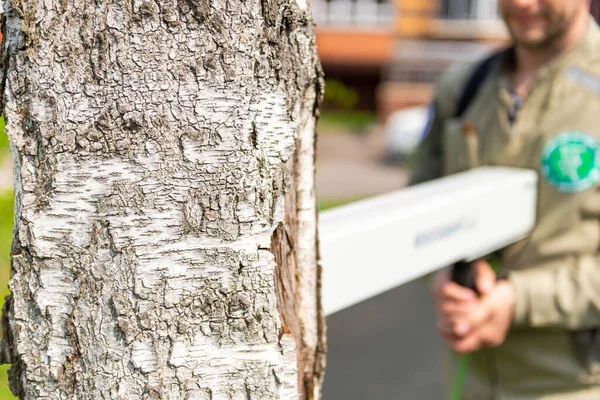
left=411, top=17, right=600, bottom=400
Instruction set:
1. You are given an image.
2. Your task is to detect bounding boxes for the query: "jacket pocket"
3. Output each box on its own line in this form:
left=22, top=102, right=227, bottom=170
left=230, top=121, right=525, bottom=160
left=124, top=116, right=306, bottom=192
left=443, top=118, right=471, bottom=175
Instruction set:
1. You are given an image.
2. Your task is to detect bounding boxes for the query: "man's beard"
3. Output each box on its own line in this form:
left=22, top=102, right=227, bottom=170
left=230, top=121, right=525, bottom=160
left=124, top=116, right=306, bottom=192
left=511, top=23, right=567, bottom=50
left=506, top=13, right=572, bottom=51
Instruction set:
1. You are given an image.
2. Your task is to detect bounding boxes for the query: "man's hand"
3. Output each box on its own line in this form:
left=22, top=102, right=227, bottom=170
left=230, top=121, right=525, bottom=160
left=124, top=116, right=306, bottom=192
left=431, top=260, right=515, bottom=354
left=431, top=260, right=495, bottom=335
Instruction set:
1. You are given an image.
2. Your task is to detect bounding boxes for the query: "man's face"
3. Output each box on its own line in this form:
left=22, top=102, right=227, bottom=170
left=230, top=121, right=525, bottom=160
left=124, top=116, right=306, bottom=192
left=499, top=0, right=588, bottom=49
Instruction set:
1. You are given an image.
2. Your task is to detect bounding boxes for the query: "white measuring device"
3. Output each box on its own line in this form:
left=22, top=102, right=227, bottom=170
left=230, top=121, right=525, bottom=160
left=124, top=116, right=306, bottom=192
left=319, top=167, right=538, bottom=316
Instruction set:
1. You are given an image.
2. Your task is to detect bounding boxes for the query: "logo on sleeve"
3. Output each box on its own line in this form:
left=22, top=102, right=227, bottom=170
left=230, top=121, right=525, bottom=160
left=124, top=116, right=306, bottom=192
left=541, top=132, right=600, bottom=193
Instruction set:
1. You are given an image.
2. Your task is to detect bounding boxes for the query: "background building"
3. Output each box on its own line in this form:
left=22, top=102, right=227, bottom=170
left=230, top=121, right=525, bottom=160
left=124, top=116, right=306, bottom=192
left=313, top=0, right=508, bottom=120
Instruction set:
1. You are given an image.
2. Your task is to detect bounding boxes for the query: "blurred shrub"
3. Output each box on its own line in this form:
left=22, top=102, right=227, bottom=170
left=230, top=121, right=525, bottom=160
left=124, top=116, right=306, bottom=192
left=317, top=110, right=377, bottom=133
left=0, top=117, right=6, bottom=150
left=0, top=191, right=13, bottom=284
left=319, top=80, right=377, bottom=133
left=0, top=113, right=15, bottom=399
left=323, top=79, right=359, bottom=110
left=0, top=190, right=14, bottom=400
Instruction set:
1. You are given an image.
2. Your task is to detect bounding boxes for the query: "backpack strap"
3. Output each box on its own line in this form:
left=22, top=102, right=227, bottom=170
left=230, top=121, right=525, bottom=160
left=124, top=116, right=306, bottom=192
left=453, top=49, right=509, bottom=118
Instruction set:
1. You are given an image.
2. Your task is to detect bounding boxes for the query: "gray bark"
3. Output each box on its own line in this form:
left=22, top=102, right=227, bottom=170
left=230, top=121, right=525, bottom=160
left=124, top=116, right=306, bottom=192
left=0, top=0, right=325, bottom=398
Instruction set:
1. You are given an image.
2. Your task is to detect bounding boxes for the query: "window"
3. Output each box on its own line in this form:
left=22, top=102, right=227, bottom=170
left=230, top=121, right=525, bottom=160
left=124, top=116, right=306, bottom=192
left=313, top=0, right=394, bottom=27
left=440, top=0, right=500, bottom=21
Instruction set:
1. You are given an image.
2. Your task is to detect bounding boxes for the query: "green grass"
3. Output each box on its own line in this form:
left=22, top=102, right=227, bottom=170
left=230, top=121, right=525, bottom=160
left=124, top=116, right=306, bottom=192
left=318, top=197, right=364, bottom=211
left=317, top=110, right=377, bottom=134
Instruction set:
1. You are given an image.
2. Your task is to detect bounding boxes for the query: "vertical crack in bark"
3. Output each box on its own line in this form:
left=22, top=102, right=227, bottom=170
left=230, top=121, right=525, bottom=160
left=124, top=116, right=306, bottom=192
left=271, top=89, right=326, bottom=400
left=311, top=65, right=327, bottom=399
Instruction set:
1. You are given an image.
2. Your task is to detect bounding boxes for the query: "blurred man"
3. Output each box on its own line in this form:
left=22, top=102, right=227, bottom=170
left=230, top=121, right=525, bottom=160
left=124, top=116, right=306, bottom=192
left=410, top=0, right=600, bottom=398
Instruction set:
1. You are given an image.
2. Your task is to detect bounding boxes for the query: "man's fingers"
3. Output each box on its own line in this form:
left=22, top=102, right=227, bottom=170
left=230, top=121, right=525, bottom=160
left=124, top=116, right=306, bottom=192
left=442, top=331, right=481, bottom=354
left=477, top=281, right=515, bottom=348
left=440, top=282, right=478, bottom=303
left=463, top=302, right=491, bottom=329
left=440, top=300, right=475, bottom=316
left=439, top=298, right=490, bottom=334
left=473, top=259, right=496, bottom=294
left=437, top=317, right=471, bottom=337
left=430, top=269, right=451, bottom=297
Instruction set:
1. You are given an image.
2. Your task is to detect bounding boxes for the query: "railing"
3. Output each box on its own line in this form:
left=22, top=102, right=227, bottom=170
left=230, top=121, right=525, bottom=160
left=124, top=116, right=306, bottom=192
left=312, top=0, right=395, bottom=28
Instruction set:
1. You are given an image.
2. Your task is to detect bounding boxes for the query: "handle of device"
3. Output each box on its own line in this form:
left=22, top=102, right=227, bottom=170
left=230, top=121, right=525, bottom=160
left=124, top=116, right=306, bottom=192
left=451, top=261, right=478, bottom=294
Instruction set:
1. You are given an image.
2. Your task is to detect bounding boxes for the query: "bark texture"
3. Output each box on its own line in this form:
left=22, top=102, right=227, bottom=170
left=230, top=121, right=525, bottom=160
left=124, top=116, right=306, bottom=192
left=0, top=0, right=325, bottom=397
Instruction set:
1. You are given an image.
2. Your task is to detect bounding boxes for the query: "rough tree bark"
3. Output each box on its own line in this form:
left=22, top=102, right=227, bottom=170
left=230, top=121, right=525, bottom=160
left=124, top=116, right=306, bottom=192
left=0, top=0, right=326, bottom=398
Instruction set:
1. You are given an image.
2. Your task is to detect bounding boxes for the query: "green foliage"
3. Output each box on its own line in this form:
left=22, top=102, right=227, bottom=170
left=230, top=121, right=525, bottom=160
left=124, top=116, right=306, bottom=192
left=0, top=190, right=14, bottom=399
left=0, top=117, right=7, bottom=150
left=0, top=191, right=13, bottom=291
left=0, top=365, right=14, bottom=400
left=323, top=79, right=359, bottom=110
left=319, top=80, right=377, bottom=133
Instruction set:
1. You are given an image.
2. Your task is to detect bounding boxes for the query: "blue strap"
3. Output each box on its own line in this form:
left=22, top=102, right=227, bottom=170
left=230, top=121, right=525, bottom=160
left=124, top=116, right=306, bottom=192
left=453, top=50, right=508, bottom=118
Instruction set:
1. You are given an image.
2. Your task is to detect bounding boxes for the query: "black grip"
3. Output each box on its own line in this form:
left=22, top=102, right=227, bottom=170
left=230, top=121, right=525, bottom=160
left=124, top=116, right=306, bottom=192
left=451, top=261, right=478, bottom=294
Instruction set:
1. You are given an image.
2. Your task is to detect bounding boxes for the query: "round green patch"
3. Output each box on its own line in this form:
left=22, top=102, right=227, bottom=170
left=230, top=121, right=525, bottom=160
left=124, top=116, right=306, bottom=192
left=541, top=132, right=600, bottom=193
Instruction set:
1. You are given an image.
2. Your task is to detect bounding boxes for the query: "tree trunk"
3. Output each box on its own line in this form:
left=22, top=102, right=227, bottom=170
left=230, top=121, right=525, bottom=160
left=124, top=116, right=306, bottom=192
left=0, top=0, right=326, bottom=397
